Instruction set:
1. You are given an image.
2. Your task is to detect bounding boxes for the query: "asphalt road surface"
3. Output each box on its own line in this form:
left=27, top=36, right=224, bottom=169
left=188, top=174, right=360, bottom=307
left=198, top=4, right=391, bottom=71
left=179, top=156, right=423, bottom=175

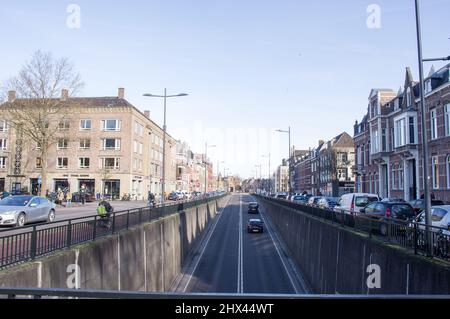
left=172, top=194, right=310, bottom=294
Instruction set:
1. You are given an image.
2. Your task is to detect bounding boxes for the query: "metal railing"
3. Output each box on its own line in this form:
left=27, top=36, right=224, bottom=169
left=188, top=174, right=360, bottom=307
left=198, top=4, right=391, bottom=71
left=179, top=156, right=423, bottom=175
left=0, top=195, right=226, bottom=270
left=257, top=195, right=450, bottom=262
left=1, top=287, right=449, bottom=299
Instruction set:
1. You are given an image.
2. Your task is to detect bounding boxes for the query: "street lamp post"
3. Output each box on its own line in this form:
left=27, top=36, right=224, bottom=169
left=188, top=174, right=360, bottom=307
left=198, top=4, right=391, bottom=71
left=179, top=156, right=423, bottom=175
left=414, top=0, right=450, bottom=256
left=143, top=89, right=188, bottom=206
left=262, top=153, right=271, bottom=193
left=277, top=127, right=292, bottom=194
left=204, top=143, right=216, bottom=196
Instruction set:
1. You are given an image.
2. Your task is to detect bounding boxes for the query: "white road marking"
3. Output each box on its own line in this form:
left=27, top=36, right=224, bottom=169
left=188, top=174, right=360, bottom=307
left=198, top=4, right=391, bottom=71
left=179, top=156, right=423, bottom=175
left=252, top=196, right=299, bottom=294
left=183, top=196, right=232, bottom=293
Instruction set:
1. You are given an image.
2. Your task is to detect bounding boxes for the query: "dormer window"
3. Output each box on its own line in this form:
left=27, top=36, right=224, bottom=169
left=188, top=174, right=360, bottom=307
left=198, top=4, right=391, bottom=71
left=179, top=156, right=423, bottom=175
left=406, top=88, right=412, bottom=107
left=425, top=80, right=432, bottom=94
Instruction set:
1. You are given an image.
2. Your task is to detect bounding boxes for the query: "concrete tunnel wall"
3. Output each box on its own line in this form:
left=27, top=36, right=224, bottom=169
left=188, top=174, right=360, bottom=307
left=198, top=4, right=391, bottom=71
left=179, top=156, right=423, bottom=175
left=0, top=196, right=229, bottom=292
left=259, top=197, right=450, bottom=295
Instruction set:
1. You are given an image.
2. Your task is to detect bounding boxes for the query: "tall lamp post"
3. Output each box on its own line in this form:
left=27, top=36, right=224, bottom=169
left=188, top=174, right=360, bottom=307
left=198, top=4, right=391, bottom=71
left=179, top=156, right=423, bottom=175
left=204, top=143, right=216, bottom=196
left=277, top=127, right=292, bottom=194
left=143, top=89, right=188, bottom=206
left=262, top=153, right=271, bottom=193
left=414, top=0, right=450, bottom=256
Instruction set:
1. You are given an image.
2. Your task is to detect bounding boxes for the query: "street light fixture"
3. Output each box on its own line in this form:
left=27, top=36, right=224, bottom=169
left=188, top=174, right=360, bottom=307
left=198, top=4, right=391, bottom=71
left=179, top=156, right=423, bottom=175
left=276, top=127, right=292, bottom=194
left=143, top=89, right=188, bottom=206
left=414, top=0, right=450, bottom=256
left=204, top=143, right=216, bottom=196
left=262, top=154, right=271, bottom=193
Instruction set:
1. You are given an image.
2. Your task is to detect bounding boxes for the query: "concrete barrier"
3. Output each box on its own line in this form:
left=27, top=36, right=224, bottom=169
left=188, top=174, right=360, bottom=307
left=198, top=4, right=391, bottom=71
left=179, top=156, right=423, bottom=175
left=258, top=197, right=450, bottom=295
left=0, top=196, right=229, bottom=292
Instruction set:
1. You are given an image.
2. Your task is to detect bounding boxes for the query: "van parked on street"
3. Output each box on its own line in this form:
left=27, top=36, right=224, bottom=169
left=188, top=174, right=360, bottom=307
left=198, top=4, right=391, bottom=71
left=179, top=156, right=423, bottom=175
left=334, top=193, right=380, bottom=215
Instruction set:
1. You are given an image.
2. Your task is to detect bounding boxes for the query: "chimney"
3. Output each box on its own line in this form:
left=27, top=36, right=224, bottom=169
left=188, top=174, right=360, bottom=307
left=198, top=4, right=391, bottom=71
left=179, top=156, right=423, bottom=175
left=144, top=110, right=151, bottom=119
left=61, top=89, right=69, bottom=101
left=118, top=88, right=125, bottom=99
left=7, top=91, right=16, bottom=102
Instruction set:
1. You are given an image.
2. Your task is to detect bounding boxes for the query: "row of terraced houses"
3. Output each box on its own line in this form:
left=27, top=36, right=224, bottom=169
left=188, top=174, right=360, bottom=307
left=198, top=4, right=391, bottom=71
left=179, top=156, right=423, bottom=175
left=288, top=63, right=450, bottom=201
left=354, top=63, right=450, bottom=202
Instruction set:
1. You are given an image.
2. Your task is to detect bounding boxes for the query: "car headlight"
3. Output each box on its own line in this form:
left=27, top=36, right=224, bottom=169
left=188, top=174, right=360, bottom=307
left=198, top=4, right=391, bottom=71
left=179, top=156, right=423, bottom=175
left=1, top=211, right=17, bottom=216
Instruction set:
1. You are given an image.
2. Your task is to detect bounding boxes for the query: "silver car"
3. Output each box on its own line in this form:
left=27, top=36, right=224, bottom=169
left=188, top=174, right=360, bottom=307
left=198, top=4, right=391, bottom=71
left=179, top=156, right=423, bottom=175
left=0, top=196, right=56, bottom=227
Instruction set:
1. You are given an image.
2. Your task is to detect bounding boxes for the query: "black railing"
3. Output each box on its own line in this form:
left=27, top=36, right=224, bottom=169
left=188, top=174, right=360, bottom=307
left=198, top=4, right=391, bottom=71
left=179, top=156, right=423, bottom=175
left=0, top=195, right=226, bottom=270
left=256, top=195, right=450, bottom=262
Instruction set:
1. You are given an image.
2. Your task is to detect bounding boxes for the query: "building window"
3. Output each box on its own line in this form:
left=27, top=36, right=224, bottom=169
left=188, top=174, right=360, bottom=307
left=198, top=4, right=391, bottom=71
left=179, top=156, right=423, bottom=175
left=447, top=155, right=450, bottom=189
left=391, top=164, right=398, bottom=190
left=406, top=87, right=412, bottom=107
left=395, top=118, right=406, bottom=148
left=57, top=157, right=68, bottom=169
left=445, top=104, right=450, bottom=137
left=398, top=163, right=404, bottom=190
left=0, top=157, right=6, bottom=169
left=102, top=120, right=121, bottom=131
left=432, top=156, right=440, bottom=189
left=102, top=139, right=121, bottom=151
left=58, top=120, right=70, bottom=131
left=134, top=121, right=144, bottom=136
left=36, top=158, right=42, bottom=169
left=79, top=157, right=90, bottom=169
left=57, top=139, right=69, bottom=150
left=79, top=139, right=91, bottom=150
left=381, top=128, right=387, bottom=151
left=80, top=120, right=92, bottom=130
left=0, top=121, right=7, bottom=132
left=133, top=141, right=143, bottom=154
left=409, top=117, right=416, bottom=144
left=0, top=139, right=7, bottom=150
left=431, top=108, right=438, bottom=140
left=103, top=158, right=120, bottom=170
left=425, top=80, right=432, bottom=94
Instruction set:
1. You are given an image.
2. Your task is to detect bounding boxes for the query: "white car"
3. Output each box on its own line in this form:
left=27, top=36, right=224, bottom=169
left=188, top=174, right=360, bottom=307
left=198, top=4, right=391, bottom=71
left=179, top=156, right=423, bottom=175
left=334, top=193, right=380, bottom=215
left=416, top=206, right=450, bottom=234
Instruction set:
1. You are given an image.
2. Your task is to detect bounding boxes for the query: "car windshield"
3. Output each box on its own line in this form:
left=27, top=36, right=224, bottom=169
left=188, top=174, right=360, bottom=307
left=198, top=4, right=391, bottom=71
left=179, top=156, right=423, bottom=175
left=0, top=196, right=33, bottom=207
left=355, top=196, right=378, bottom=207
left=250, top=220, right=262, bottom=225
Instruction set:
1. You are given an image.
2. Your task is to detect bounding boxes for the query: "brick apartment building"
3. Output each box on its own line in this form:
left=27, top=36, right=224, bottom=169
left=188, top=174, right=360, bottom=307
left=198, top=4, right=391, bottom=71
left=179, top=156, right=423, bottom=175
left=292, top=133, right=355, bottom=197
left=354, top=63, right=450, bottom=202
left=0, top=88, right=178, bottom=200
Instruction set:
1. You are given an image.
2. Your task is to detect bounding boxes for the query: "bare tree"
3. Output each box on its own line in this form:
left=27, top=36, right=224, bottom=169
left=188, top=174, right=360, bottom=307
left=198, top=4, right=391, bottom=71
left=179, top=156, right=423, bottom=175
left=2, top=50, right=84, bottom=194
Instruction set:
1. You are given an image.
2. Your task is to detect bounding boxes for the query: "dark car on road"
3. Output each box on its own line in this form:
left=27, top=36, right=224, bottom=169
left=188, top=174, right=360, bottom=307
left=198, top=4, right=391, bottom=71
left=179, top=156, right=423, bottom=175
left=409, top=199, right=445, bottom=215
left=248, top=202, right=259, bottom=214
left=360, top=201, right=416, bottom=236
left=247, top=219, right=264, bottom=233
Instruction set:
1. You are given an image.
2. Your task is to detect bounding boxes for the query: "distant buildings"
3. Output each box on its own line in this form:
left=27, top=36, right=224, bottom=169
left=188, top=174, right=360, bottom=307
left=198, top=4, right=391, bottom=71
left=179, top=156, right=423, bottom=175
left=290, top=133, right=355, bottom=197
left=0, top=88, right=218, bottom=199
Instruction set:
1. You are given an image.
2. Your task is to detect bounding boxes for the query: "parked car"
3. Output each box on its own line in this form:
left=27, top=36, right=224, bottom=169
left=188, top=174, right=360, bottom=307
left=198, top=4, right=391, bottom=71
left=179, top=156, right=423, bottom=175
left=247, top=219, right=264, bottom=233
left=275, top=193, right=288, bottom=200
left=292, top=195, right=308, bottom=204
left=248, top=202, right=260, bottom=214
left=0, top=196, right=56, bottom=227
left=409, top=199, right=446, bottom=215
left=318, top=197, right=340, bottom=210
left=334, top=193, right=380, bottom=215
left=415, top=206, right=450, bottom=233
left=308, top=196, right=323, bottom=207
left=168, top=192, right=180, bottom=201
left=360, top=201, right=416, bottom=236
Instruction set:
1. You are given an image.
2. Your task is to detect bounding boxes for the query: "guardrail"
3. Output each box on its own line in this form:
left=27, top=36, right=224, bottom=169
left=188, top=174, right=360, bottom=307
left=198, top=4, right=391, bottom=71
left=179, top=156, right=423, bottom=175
left=0, top=195, right=226, bottom=270
left=256, top=195, right=450, bottom=262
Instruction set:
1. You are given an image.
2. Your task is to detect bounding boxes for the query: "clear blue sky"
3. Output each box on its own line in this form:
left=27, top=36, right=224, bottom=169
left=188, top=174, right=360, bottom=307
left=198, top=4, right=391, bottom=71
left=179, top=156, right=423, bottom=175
left=1, top=0, right=449, bottom=178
